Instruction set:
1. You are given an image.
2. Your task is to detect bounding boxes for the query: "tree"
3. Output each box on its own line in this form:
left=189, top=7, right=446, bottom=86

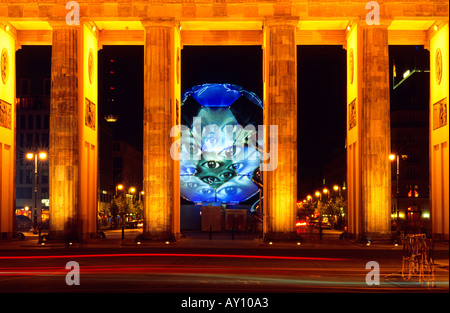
left=129, top=199, right=143, bottom=220
left=320, top=196, right=347, bottom=229
left=297, top=201, right=316, bottom=219
left=108, top=194, right=130, bottom=228
left=108, top=197, right=120, bottom=228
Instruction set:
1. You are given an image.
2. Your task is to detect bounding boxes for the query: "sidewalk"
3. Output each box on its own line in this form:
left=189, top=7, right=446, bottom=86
left=1, top=229, right=448, bottom=252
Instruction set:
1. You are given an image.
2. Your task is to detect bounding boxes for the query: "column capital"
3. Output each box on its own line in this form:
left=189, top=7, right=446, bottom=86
left=140, top=18, right=179, bottom=30
left=357, top=18, right=393, bottom=29
left=264, top=16, right=299, bottom=28
left=47, top=18, right=81, bottom=29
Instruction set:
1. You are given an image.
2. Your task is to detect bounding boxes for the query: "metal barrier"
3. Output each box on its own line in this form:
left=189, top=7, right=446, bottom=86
left=402, top=234, right=435, bottom=286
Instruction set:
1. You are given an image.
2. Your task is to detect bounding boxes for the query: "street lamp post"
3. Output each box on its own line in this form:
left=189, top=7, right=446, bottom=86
left=390, top=154, right=407, bottom=230
left=333, top=185, right=341, bottom=197
left=315, top=191, right=321, bottom=201
left=323, top=188, right=329, bottom=199
left=26, top=151, right=47, bottom=234
left=115, top=184, right=124, bottom=196
left=129, top=187, right=136, bottom=199
left=315, top=191, right=323, bottom=240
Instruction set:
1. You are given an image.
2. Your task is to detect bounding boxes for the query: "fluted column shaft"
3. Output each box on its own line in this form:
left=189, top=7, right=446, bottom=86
left=142, top=21, right=177, bottom=240
left=360, top=25, right=391, bottom=236
left=263, top=19, right=298, bottom=239
left=49, top=25, right=80, bottom=239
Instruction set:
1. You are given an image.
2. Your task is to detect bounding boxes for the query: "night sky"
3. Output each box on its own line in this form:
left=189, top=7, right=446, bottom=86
left=17, top=44, right=423, bottom=201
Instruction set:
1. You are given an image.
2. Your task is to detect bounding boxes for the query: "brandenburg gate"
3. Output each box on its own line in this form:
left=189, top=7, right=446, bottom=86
left=0, top=1, right=448, bottom=241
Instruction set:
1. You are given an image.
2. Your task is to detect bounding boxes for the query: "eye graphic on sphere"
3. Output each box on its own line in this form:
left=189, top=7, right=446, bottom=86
left=220, top=171, right=235, bottom=179
left=202, top=176, right=219, bottom=185
left=225, top=187, right=238, bottom=195
left=187, top=182, right=198, bottom=188
left=200, top=188, right=214, bottom=195
left=202, top=160, right=221, bottom=169
left=190, top=143, right=201, bottom=156
left=228, top=162, right=243, bottom=171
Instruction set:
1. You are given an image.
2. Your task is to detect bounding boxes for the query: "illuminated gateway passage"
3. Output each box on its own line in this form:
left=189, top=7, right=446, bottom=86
left=0, top=1, right=448, bottom=242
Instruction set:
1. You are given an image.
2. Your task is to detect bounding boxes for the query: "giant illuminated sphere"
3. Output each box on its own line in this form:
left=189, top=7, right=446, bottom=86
left=179, top=83, right=263, bottom=204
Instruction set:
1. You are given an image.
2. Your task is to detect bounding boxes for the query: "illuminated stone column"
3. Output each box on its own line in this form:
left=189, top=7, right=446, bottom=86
left=429, top=22, right=449, bottom=240
left=346, top=22, right=391, bottom=239
left=49, top=21, right=99, bottom=241
left=262, top=18, right=298, bottom=240
left=0, top=24, right=16, bottom=239
left=48, top=22, right=80, bottom=240
left=142, top=19, right=181, bottom=241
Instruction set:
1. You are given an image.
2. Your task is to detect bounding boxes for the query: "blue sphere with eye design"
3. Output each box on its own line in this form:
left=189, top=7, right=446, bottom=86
left=180, top=84, right=263, bottom=204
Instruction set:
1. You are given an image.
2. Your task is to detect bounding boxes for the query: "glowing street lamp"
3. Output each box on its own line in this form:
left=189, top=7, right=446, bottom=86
left=25, top=151, right=48, bottom=232
left=333, top=185, right=342, bottom=196
left=128, top=187, right=136, bottom=203
left=115, top=184, right=124, bottom=196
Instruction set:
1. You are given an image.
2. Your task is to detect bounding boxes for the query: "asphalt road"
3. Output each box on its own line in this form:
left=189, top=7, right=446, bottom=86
left=0, top=245, right=447, bottom=294
left=0, top=234, right=448, bottom=312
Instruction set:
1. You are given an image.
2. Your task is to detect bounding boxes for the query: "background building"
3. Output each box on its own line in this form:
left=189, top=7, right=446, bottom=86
left=15, top=46, right=51, bottom=228
left=390, top=46, right=430, bottom=233
left=112, top=139, right=143, bottom=192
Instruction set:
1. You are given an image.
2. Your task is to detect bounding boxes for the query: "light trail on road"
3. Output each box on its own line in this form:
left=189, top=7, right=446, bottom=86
left=0, top=263, right=447, bottom=292
left=0, top=252, right=349, bottom=261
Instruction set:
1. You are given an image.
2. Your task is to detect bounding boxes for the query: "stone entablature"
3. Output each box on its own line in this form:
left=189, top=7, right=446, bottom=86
left=1, top=1, right=448, bottom=21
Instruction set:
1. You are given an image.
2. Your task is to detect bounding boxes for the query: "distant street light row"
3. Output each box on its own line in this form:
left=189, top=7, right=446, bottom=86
left=300, top=184, right=346, bottom=204
left=300, top=152, right=407, bottom=205
left=115, top=184, right=144, bottom=200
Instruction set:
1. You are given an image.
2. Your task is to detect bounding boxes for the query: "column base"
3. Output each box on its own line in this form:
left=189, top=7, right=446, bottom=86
left=138, top=232, right=177, bottom=243
left=48, top=230, right=81, bottom=243
left=0, top=232, right=13, bottom=240
left=47, top=230, right=104, bottom=244
left=432, top=233, right=449, bottom=242
left=263, top=231, right=304, bottom=243
left=355, top=232, right=396, bottom=244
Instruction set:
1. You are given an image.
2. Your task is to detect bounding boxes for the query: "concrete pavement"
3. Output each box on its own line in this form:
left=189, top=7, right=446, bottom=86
left=1, top=229, right=448, bottom=265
